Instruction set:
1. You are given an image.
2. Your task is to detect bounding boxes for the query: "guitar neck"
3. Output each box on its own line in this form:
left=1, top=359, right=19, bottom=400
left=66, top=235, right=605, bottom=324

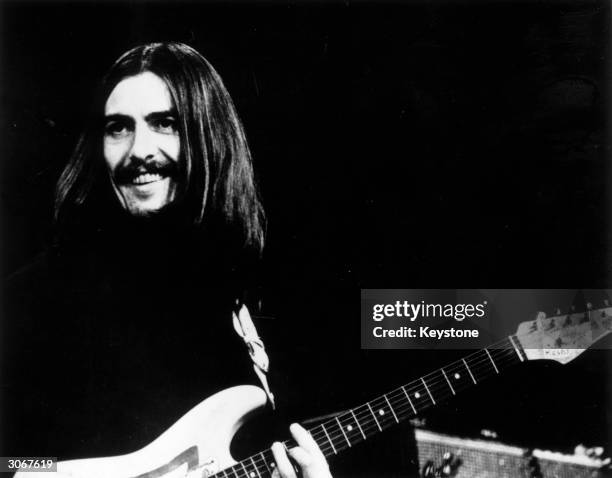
left=219, top=336, right=526, bottom=478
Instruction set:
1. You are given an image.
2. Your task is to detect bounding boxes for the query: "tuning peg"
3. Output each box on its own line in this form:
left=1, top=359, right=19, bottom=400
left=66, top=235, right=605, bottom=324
left=604, top=299, right=610, bottom=307
left=587, top=302, right=592, bottom=310
left=481, top=429, right=498, bottom=439
left=556, top=308, right=561, bottom=315
left=536, top=311, right=555, bottom=331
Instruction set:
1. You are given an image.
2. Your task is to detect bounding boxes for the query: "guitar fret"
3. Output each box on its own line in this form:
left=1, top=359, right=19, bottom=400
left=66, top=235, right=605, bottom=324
left=421, top=377, right=436, bottom=404
left=445, top=362, right=472, bottom=392
left=240, top=461, right=249, bottom=478
left=401, top=385, right=418, bottom=414
left=463, top=358, right=477, bottom=384
left=258, top=452, right=271, bottom=475
left=441, top=368, right=456, bottom=395
left=336, top=416, right=351, bottom=447
left=351, top=409, right=367, bottom=439
left=250, top=457, right=261, bottom=478
left=485, top=348, right=499, bottom=374
left=367, top=402, right=383, bottom=431
left=338, top=413, right=361, bottom=444
left=384, top=394, right=399, bottom=423
left=321, top=424, right=337, bottom=454
left=509, top=335, right=525, bottom=362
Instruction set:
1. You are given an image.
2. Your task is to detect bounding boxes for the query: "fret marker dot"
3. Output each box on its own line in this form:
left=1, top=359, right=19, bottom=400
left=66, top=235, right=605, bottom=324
left=250, top=473, right=256, bottom=478
left=454, top=373, right=460, bottom=379
left=347, top=425, right=353, bottom=431
left=378, top=409, right=384, bottom=416
left=414, top=392, right=421, bottom=398
left=270, top=463, right=275, bottom=468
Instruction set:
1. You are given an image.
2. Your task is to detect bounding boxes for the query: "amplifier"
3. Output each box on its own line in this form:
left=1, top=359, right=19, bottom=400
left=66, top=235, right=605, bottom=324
left=416, top=429, right=610, bottom=477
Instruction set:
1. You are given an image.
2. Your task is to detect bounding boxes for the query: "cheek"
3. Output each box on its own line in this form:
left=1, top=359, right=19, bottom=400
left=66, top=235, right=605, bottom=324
left=160, top=135, right=180, bottom=161
left=103, top=140, right=128, bottom=171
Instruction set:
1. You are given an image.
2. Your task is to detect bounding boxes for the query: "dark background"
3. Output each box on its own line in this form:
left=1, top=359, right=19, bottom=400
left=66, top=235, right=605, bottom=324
left=2, top=0, right=611, bottom=465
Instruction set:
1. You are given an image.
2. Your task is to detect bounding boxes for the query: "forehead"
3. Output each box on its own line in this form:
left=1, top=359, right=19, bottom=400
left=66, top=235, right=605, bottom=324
left=104, top=71, right=174, bottom=116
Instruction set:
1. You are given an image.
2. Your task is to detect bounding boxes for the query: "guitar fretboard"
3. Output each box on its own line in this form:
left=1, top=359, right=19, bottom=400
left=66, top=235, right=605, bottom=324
left=214, top=336, right=525, bottom=478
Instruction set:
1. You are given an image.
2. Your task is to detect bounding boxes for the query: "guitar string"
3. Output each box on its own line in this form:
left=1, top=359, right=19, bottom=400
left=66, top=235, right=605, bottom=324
left=337, top=352, right=515, bottom=431
left=305, top=341, right=518, bottom=440
left=311, top=348, right=519, bottom=456
left=298, top=347, right=519, bottom=456
left=235, top=348, right=520, bottom=478
left=227, top=349, right=521, bottom=478
left=220, top=342, right=521, bottom=478
left=225, top=350, right=520, bottom=478
left=225, top=344, right=520, bottom=478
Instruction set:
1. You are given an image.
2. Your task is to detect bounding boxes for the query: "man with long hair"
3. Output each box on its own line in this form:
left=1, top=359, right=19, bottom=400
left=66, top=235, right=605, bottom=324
left=54, top=42, right=265, bottom=285
left=55, top=42, right=264, bottom=257
left=4, top=42, right=330, bottom=478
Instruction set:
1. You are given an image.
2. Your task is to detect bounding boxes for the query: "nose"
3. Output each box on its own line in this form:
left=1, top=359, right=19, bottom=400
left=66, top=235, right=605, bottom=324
left=129, top=123, right=156, bottom=161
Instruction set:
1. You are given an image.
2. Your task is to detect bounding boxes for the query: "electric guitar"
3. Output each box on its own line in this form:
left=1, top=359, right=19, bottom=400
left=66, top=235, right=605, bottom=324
left=16, top=305, right=612, bottom=478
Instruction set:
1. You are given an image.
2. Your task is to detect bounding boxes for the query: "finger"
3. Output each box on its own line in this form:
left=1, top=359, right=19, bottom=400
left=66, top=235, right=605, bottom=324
left=271, top=441, right=297, bottom=478
left=289, top=423, right=325, bottom=460
left=289, top=446, right=319, bottom=469
left=289, top=446, right=332, bottom=478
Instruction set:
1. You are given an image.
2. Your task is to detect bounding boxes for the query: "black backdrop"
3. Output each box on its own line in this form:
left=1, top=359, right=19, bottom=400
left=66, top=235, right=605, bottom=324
left=2, top=0, right=611, bottom=461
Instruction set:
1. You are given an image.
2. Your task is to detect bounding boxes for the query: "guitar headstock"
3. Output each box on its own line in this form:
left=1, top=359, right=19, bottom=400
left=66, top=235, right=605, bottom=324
left=515, top=303, right=612, bottom=364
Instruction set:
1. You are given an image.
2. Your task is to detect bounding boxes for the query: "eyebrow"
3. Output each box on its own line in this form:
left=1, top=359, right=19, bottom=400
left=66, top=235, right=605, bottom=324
left=145, top=109, right=177, bottom=122
left=104, top=109, right=177, bottom=123
left=104, top=113, right=132, bottom=124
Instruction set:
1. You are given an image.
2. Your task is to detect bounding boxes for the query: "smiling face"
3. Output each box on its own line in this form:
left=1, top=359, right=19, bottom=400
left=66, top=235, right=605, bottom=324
left=103, top=72, right=181, bottom=216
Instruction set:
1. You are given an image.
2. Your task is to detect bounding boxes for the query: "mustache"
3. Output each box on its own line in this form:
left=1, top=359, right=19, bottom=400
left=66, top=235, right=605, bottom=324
left=113, top=158, right=178, bottom=184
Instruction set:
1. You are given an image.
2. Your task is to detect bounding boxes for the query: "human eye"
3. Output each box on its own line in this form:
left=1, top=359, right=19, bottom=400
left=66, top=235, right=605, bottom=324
left=151, top=116, right=178, bottom=134
left=104, top=119, right=131, bottom=139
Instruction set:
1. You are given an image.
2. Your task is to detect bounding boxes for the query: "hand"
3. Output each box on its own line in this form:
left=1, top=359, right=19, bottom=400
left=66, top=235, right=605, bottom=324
left=271, top=423, right=332, bottom=478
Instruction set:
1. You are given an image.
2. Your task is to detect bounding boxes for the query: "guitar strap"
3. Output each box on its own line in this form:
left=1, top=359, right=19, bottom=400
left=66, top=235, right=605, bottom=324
left=232, top=304, right=276, bottom=409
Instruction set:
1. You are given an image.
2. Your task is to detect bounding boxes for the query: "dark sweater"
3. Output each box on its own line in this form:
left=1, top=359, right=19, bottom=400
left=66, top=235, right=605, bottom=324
left=2, top=216, right=418, bottom=476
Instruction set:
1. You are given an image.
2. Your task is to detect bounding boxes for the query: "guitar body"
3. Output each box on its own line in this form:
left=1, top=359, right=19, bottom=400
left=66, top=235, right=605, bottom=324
left=16, top=385, right=268, bottom=478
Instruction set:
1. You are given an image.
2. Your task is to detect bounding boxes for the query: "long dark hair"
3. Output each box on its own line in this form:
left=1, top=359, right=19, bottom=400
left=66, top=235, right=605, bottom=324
left=54, top=42, right=265, bottom=256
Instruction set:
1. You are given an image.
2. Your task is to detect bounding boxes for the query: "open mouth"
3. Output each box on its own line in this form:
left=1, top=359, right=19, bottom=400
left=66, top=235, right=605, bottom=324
left=131, top=173, right=166, bottom=185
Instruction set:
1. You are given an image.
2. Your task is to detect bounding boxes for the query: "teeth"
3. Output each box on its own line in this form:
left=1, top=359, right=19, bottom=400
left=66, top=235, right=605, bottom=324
left=132, top=173, right=163, bottom=185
